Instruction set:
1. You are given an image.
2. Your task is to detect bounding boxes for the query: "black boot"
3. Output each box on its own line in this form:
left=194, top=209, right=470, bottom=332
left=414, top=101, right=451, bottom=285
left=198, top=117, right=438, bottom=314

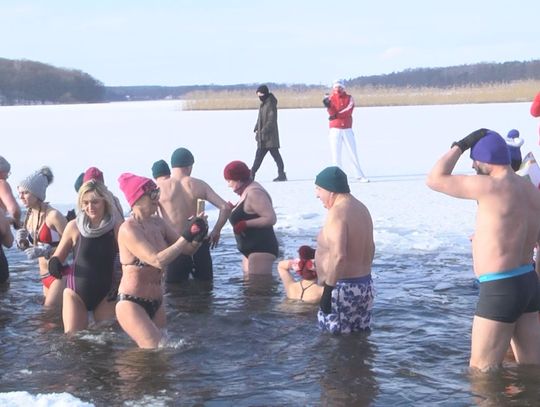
left=273, top=172, right=287, bottom=182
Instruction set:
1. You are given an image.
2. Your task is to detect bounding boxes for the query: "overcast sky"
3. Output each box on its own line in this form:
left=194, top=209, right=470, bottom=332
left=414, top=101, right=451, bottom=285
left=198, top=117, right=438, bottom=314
left=1, top=0, right=538, bottom=87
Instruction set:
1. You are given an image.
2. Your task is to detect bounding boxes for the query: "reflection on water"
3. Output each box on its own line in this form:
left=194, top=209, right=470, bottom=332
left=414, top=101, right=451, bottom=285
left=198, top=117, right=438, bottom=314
left=2, top=233, right=540, bottom=405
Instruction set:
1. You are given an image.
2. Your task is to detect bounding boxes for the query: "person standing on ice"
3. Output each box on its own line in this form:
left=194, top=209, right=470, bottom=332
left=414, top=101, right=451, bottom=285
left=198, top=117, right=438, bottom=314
left=530, top=90, right=540, bottom=144
left=323, top=80, right=368, bottom=182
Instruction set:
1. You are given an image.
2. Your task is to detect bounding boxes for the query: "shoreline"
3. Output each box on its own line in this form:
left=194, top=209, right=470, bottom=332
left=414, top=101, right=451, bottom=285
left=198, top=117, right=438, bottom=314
left=181, top=79, right=540, bottom=110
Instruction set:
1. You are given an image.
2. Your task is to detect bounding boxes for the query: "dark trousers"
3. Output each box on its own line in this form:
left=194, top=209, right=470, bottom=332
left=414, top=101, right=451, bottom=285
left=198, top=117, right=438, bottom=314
left=0, top=247, right=8, bottom=284
left=251, top=147, right=285, bottom=176
left=165, top=240, right=213, bottom=283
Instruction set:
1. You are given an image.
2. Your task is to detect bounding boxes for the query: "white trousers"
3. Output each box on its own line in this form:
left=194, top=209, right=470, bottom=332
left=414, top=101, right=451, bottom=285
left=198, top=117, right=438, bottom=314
left=328, top=128, right=366, bottom=178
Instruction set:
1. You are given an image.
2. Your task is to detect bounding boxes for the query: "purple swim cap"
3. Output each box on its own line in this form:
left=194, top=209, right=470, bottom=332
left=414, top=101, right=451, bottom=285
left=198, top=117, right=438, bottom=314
left=470, top=130, right=510, bottom=165
left=507, top=129, right=519, bottom=139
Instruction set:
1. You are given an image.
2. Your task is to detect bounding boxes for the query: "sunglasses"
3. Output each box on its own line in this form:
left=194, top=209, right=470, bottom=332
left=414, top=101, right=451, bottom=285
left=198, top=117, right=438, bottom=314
left=147, top=188, right=160, bottom=201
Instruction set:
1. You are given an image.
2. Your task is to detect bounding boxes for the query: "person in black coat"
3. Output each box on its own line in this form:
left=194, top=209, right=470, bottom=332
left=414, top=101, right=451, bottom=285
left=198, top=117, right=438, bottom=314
left=251, top=85, right=287, bottom=181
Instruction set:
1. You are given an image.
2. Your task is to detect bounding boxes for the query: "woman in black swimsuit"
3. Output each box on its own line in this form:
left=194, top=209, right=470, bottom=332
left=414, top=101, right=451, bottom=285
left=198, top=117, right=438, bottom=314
left=224, top=161, right=278, bottom=275
left=50, top=180, right=123, bottom=333
left=116, top=172, right=207, bottom=348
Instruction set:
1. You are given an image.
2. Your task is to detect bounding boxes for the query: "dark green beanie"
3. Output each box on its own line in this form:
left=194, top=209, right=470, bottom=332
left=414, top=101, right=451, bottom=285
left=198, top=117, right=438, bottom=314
left=151, top=159, right=171, bottom=179
left=315, top=166, right=350, bottom=193
left=74, top=172, right=84, bottom=192
left=171, top=147, right=194, bottom=168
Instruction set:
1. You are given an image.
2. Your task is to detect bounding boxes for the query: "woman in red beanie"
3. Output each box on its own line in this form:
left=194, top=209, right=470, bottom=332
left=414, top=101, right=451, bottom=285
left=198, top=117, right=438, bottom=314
left=116, top=172, right=208, bottom=348
left=224, top=161, right=278, bottom=275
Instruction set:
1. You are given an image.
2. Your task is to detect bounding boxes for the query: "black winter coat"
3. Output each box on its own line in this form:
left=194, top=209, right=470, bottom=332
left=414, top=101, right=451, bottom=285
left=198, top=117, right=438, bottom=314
left=254, top=93, right=280, bottom=148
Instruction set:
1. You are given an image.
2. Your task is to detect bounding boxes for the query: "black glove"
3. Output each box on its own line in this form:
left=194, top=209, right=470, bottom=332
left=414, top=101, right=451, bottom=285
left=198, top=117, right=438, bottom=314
left=320, top=283, right=335, bottom=314
left=65, top=209, right=76, bottom=222
left=323, top=96, right=331, bottom=108
left=451, top=128, right=488, bottom=152
left=328, top=114, right=337, bottom=120
left=182, top=216, right=208, bottom=242
left=48, top=256, right=69, bottom=279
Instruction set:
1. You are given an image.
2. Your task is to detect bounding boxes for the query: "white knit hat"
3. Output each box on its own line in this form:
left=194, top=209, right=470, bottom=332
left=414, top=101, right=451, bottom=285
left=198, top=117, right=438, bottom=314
left=332, top=79, right=345, bottom=89
left=0, top=156, right=10, bottom=173
left=19, top=166, right=54, bottom=201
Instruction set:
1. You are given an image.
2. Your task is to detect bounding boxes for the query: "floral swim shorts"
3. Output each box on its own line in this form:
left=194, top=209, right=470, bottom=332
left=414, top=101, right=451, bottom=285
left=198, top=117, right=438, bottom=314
left=317, top=275, right=374, bottom=334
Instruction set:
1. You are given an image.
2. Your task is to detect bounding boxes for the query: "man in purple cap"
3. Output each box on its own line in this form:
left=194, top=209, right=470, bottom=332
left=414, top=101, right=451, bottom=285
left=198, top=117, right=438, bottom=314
left=427, top=128, right=540, bottom=371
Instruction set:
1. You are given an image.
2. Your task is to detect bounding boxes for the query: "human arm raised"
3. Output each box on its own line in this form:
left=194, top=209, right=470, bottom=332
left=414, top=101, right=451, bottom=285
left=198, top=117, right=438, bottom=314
left=277, top=259, right=296, bottom=298
left=426, top=130, right=491, bottom=200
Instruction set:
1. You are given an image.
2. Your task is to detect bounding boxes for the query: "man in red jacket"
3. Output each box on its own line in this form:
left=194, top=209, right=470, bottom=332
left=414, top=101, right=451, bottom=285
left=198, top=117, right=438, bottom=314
left=323, top=80, right=368, bottom=182
left=530, top=91, right=540, bottom=144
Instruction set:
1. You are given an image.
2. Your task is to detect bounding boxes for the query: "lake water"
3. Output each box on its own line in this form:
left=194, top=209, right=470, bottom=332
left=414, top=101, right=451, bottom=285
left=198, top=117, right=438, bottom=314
left=1, top=101, right=540, bottom=406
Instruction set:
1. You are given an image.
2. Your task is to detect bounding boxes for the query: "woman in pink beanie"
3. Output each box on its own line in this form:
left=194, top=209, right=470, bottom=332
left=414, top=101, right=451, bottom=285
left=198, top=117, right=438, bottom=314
left=116, top=172, right=208, bottom=348
left=223, top=161, right=278, bottom=275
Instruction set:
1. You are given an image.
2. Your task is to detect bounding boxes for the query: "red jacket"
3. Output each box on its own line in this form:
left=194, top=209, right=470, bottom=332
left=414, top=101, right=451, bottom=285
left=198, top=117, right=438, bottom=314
left=531, top=91, right=540, bottom=117
left=327, top=90, right=354, bottom=129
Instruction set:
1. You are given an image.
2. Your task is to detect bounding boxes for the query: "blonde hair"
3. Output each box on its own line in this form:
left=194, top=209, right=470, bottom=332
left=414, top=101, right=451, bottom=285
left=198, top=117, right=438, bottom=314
left=77, top=180, right=115, bottom=216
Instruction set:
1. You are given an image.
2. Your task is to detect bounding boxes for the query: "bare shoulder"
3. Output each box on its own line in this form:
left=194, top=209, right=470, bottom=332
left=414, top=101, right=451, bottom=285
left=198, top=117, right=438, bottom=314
left=47, top=207, right=65, bottom=222
left=181, top=176, right=208, bottom=195
left=65, top=219, right=78, bottom=234
left=247, top=183, right=270, bottom=199
left=119, top=217, right=138, bottom=234
left=0, top=179, right=11, bottom=193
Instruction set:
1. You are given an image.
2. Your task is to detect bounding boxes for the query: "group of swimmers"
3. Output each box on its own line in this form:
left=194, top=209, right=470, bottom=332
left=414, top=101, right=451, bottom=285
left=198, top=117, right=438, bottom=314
left=5, top=126, right=539, bottom=372
left=0, top=148, right=376, bottom=348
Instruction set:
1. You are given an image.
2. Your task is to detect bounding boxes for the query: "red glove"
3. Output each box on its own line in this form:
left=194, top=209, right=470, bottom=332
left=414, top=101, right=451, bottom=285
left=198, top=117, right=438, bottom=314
left=233, top=220, right=247, bottom=235
left=298, top=245, right=316, bottom=260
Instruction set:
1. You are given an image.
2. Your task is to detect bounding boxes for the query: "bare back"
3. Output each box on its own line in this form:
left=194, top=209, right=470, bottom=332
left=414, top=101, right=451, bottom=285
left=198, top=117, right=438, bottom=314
left=158, top=175, right=202, bottom=232
left=316, top=195, right=375, bottom=285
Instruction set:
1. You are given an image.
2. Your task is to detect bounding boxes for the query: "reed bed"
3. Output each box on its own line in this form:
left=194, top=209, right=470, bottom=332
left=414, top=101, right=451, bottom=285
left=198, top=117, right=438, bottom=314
left=181, top=80, right=540, bottom=110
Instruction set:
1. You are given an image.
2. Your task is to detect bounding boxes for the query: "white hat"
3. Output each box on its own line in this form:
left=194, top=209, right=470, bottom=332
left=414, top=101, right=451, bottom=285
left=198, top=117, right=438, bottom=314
left=332, top=79, right=345, bottom=89
left=19, top=166, right=54, bottom=201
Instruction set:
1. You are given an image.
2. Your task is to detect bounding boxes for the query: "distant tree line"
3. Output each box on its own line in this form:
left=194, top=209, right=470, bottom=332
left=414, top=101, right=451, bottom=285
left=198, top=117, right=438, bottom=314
left=2, top=58, right=539, bottom=105
left=346, top=60, right=540, bottom=88
left=0, top=58, right=105, bottom=105
left=105, top=60, right=540, bottom=101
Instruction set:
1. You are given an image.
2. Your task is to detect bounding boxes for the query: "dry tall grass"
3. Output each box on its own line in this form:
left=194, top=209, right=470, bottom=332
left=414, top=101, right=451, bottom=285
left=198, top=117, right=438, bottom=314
left=182, top=80, right=540, bottom=110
